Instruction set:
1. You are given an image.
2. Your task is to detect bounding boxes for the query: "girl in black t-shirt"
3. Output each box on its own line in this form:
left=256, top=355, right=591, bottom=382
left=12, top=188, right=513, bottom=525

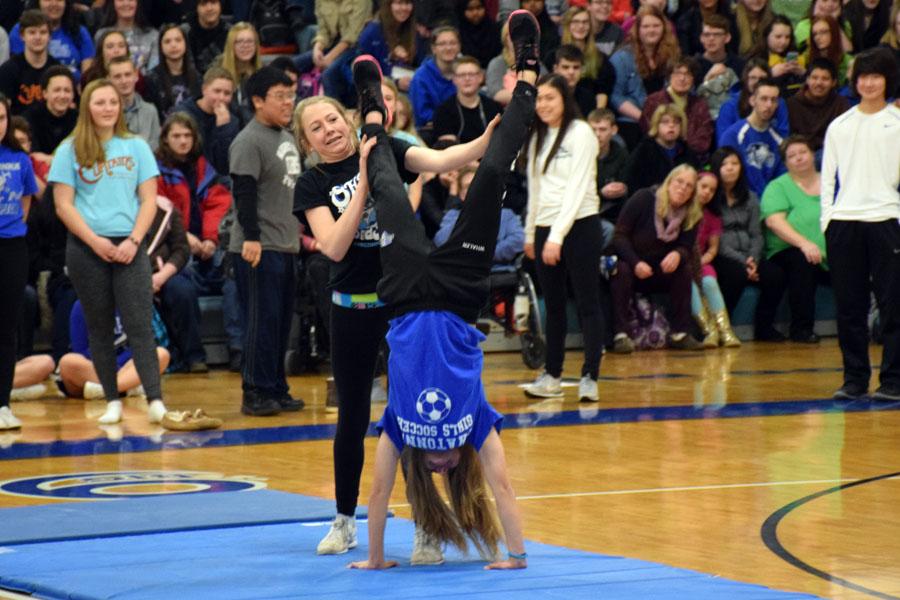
left=293, top=93, right=501, bottom=558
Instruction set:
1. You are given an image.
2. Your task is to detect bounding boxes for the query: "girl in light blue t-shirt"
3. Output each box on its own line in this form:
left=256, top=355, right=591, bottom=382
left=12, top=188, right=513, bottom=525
left=48, top=79, right=168, bottom=426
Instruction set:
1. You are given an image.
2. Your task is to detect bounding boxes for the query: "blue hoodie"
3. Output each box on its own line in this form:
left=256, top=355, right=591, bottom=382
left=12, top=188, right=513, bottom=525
left=408, top=57, right=456, bottom=128
left=377, top=311, right=503, bottom=452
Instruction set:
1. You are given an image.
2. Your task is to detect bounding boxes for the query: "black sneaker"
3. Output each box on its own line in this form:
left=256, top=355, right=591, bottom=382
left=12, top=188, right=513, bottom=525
left=275, top=393, right=305, bottom=412
left=507, top=9, right=541, bottom=74
left=871, top=385, right=900, bottom=402
left=241, top=391, right=281, bottom=416
left=790, top=331, right=820, bottom=344
left=352, top=54, right=388, bottom=124
left=669, top=333, right=703, bottom=350
left=755, top=326, right=787, bottom=342
left=229, top=350, right=242, bottom=373
left=832, top=382, right=868, bottom=400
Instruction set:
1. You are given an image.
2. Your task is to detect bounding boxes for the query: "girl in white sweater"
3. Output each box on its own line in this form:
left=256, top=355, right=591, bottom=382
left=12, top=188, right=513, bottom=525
left=524, top=74, right=605, bottom=402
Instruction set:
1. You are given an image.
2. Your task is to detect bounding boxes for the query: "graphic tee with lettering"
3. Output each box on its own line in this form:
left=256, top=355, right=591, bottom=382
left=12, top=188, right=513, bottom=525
left=48, top=136, right=159, bottom=237
left=0, top=145, right=38, bottom=238
left=293, top=136, right=415, bottom=294
left=377, top=310, right=503, bottom=452
left=227, top=119, right=302, bottom=254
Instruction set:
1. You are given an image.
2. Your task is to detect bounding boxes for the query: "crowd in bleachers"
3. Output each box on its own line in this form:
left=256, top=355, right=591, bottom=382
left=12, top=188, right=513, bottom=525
left=0, top=0, right=899, bottom=429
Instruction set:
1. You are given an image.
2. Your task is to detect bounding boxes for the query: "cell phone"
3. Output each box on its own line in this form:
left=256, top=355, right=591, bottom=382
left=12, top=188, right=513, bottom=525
left=786, top=51, right=799, bottom=63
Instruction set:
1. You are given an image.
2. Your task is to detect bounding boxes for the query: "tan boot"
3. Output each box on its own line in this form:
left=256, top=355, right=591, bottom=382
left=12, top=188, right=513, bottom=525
left=694, top=304, right=719, bottom=349
left=714, top=310, right=741, bottom=348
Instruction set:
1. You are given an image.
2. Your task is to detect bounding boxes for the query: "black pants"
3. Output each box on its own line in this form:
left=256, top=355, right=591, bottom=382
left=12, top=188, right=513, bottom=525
left=0, top=237, right=28, bottom=407
left=367, top=80, right=537, bottom=320
left=767, top=247, right=830, bottom=337
left=713, top=255, right=785, bottom=334
left=534, top=217, right=605, bottom=380
left=611, top=257, right=693, bottom=334
left=233, top=250, right=295, bottom=396
left=825, top=220, right=900, bottom=389
left=331, top=303, right=390, bottom=517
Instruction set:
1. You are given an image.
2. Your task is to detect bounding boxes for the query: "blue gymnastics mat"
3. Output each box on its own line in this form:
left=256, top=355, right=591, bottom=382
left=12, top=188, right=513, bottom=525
left=0, top=489, right=355, bottom=546
left=0, top=493, right=821, bottom=600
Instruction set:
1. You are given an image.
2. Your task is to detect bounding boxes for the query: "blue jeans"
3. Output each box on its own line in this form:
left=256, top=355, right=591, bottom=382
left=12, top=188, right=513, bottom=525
left=48, top=277, right=78, bottom=361
left=294, top=45, right=357, bottom=106
left=186, top=252, right=243, bottom=351
left=159, top=270, right=206, bottom=370
left=233, top=251, right=295, bottom=396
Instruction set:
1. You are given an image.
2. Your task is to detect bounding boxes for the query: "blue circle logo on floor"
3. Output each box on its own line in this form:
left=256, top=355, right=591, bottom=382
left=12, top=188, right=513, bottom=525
left=0, top=471, right=267, bottom=500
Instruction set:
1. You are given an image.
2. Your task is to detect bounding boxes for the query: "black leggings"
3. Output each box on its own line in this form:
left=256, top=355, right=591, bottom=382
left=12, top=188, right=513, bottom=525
left=0, top=237, right=28, bottom=407
left=534, top=218, right=605, bottom=380
left=366, top=81, right=537, bottom=319
left=331, top=303, right=390, bottom=517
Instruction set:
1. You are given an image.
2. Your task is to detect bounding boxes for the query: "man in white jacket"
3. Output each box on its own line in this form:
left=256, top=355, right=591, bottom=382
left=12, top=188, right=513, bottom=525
left=820, top=48, right=900, bottom=402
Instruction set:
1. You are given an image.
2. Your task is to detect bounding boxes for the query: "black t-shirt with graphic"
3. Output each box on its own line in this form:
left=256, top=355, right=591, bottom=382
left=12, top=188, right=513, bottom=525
left=293, top=136, right=416, bottom=294
left=0, top=54, right=60, bottom=115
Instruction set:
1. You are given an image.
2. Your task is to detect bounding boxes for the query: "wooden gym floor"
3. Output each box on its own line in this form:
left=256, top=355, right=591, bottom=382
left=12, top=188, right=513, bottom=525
left=0, top=338, right=897, bottom=599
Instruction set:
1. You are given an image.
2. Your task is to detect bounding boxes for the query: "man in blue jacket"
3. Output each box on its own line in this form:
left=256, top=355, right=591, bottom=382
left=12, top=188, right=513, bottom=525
left=408, top=26, right=459, bottom=131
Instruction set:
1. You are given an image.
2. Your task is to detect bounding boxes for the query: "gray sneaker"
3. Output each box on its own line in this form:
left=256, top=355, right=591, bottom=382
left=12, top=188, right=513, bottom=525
left=317, top=514, right=357, bottom=555
left=410, top=526, right=444, bottom=565
left=523, top=372, right=563, bottom=398
left=612, top=334, right=635, bottom=354
left=578, top=376, right=599, bottom=402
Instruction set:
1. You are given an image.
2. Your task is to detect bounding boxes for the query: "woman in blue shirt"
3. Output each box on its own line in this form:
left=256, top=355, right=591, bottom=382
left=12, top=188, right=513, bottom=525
left=49, top=79, right=167, bottom=425
left=0, top=94, right=38, bottom=430
left=347, top=10, right=539, bottom=571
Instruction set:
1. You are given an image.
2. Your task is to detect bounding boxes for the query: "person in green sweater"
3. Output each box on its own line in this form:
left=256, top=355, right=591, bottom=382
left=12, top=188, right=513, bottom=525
left=760, top=135, right=829, bottom=343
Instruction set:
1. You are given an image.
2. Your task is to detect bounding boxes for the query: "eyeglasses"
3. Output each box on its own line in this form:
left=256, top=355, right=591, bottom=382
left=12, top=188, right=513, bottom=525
left=570, top=18, right=591, bottom=26
left=267, top=92, right=294, bottom=102
left=234, top=39, right=255, bottom=47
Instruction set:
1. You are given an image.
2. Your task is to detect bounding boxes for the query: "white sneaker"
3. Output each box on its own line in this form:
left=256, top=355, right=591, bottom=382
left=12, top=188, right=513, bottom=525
left=317, top=514, right=357, bottom=555
left=523, top=372, right=563, bottom=398
left=578, top=376, right=599, bottom=403
left=83, top=381, right=106, bottom=400
left=410, top=526, right=444, bottom=565
left=127, top=385, right=145, bottom=397
left=370, top=378, right=387, bottom=404
left=10, top=384, right=46, bottom=401
left=0, top=406, right=22, bottom=430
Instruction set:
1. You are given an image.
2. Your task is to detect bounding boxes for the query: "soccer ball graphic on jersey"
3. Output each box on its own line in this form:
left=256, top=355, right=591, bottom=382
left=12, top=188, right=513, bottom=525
left=416, top=388, right=452, bottom=424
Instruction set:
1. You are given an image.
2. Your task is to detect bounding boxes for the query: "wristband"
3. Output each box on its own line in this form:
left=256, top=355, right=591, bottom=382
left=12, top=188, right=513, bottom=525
left=128, top=236, right=140, bottom=247
left=508, top=551, right=527, bottom=560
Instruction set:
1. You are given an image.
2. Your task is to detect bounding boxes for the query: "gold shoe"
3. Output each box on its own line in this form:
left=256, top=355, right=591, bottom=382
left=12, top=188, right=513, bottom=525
left=695, top=304, right=719, bottom=349
left=714, top=310, right=741, bottom=348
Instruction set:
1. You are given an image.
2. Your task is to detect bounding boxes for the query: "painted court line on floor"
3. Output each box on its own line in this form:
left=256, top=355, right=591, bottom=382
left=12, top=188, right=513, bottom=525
left=388, top=476, right=900, bottom=508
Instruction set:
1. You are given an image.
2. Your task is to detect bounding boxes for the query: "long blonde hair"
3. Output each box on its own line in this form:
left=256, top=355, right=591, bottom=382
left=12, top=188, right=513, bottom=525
left=500, top=22, right=514, bottom=68
left=70, top=79, right=131, bottom=167
left=880, top=2, right=900, bottom=49
left=403, top=445, right=501, bottom=560
left=655, top=163, right=703, bottom=230
left=222, top=22, right=262, bottom=83
left=292, top=95, right=360, bottom=159
left=561, top=7, right=603, bottom=80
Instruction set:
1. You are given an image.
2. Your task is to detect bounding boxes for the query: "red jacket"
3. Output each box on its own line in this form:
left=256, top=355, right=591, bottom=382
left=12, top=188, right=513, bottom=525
left=157, top=156, right=231, bottom=244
